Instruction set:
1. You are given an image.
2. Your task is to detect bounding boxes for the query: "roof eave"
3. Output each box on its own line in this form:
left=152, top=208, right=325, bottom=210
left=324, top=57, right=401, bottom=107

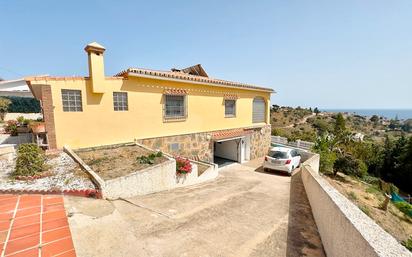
left=126, top=72, right=275, bottom=93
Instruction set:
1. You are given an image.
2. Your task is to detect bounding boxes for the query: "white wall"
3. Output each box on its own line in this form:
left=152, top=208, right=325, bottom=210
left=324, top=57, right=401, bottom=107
left=214, top=139, right=240, bottom=161
left=4, top=113, right=42, bottom=121
left=300, top=154, right=412, bottom=257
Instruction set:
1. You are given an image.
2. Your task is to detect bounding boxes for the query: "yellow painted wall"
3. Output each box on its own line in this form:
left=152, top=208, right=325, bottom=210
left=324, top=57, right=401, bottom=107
left=35, top=76, right=271, bottom=148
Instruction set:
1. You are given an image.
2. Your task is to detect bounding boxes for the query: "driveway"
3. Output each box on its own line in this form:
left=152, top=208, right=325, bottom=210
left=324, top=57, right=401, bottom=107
left=64, top=159, right=324, bottom=257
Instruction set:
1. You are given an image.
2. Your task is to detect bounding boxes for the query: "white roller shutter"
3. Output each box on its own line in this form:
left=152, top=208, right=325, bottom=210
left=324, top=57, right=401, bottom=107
left=253, top=97, right=265, bottom=123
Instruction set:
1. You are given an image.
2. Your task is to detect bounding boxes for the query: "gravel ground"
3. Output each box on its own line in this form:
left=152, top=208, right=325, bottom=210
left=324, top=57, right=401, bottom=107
left=0, top=152, right=95, bottom=191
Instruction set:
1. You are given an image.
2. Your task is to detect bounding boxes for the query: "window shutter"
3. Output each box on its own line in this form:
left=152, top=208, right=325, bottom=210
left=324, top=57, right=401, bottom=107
left=252, top=97, right=265, bottom=123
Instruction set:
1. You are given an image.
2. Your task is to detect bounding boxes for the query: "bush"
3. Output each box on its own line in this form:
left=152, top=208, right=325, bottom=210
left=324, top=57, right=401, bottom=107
left=16, top=116, right=25, bottom=124
left=333, top=154, right=367, bottom=178
left=5, top=120, right=18, bottom=136
left=3, top=96, right=41, bottom=113
left=402, top=236, right=412, bottom=252
left=136, top=151, right=163, bottom=164
left=13, top=143, right=45, bottom=177
left=361, top=175, right=380, bottom=186
left=0, top=97, right=11, bottom=121
left=394, top=202, right=412, bottom=217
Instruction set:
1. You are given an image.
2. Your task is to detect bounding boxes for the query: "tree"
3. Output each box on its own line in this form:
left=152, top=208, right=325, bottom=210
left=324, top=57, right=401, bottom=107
left=388, top=119, right=400, bottom=130
left=370, top=115, right=379, bottom=123
left=271, top=104, right=280, bottom=113
left=313, top=134, right=337, bottom=174
left=314, top=107, right=320, bottom=115
left=333, top=154, right=367, bottom=177
left=401, top=119, right=412, bottom=132
left=312, top=118, right=331, bottom=135
left=334, top=113, right=346, bottom=135
left=0, top=97, right=11, bottom=121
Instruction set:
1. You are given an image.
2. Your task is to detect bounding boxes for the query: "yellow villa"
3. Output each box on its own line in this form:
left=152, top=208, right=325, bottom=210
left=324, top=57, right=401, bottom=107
left=27, top=42, right=274, bottom=163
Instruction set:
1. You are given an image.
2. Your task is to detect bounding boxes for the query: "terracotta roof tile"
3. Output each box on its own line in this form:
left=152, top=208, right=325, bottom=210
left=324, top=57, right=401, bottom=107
left=115, top=68, right=274, bottom=92
left=212, top=128, right=254, bottom=140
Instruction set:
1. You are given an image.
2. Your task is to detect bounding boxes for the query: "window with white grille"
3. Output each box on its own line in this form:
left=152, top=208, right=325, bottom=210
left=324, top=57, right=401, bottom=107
left=225, top=100, right=236, bottom=117
left=61, top=89, right=82, bottom=112
left=113, top=92, right=128, bottom=111
left=164, top=95, right=186, bottom=119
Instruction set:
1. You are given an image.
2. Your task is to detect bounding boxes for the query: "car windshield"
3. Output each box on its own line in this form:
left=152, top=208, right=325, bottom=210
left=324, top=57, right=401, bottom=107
left=269, top=151, right=288, bottom=159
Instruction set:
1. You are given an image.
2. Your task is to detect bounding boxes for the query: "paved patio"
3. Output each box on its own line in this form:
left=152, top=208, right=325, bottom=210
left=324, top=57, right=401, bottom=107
left=65, top=159, right=325, bottom=257
left=0, top=194, right=76, bottom=257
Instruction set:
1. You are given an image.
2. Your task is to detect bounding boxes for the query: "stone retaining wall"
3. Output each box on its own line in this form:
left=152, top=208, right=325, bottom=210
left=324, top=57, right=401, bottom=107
left=138, top=132, right=213, bottom=162
left=250, top=125, right=271, bottom=159
left=138, top=125, right=272, bottom=162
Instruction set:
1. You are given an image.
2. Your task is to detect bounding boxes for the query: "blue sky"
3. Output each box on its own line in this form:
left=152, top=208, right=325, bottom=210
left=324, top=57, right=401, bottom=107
left=1, top=0, right=411, bottom=109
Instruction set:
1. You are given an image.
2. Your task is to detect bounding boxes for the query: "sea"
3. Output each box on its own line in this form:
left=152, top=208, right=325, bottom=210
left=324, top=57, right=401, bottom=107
left=322, top=109, right=412, bottom=120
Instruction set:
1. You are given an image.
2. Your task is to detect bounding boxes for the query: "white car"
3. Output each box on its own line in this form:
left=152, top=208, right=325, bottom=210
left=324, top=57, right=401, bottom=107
left=263, top=146, right=301, bottom=175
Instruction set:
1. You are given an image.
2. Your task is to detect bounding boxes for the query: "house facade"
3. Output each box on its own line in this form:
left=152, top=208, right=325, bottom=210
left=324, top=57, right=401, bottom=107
left=27, top=42, right=273, bottom=163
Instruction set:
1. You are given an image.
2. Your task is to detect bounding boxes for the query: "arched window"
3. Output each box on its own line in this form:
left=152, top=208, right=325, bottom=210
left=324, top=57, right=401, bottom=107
left=252, top=97, right=266, bottom=123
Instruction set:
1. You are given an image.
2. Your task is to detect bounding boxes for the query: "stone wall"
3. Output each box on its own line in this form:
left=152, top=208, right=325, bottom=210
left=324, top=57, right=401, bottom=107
left=138, top=125, right=272, bottom=162
left=249, top=124, right=271, bottom=159
left=138, top=132, right=213, bottom=162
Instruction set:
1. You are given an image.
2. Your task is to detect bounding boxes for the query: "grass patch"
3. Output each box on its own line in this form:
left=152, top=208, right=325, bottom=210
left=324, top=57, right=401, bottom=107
left=365, top=185, right=381, bottom=195
left=402, top=236, right=412, bottom=252
left=359, top=205, right=371, bottom=216
left=348, top=191, right=358, bottom=201
left=87, top=157, right=109, bottom=166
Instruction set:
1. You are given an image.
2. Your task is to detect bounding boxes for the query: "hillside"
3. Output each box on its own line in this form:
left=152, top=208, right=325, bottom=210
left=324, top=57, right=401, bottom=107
left=270, top=106, right=411, bottom=142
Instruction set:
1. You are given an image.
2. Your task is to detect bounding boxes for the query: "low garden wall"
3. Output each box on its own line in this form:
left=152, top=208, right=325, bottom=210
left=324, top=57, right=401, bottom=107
left=300, top=153, right=411, bottom=257
left=64, top=143, right=218, bottom=200
left=0, top=144, right=14, bottom=160
left=104, top=157, right=176, bottom=199
left=0, top=133, right=32, bottom=145
left=4, top=113, right=42, bottom=121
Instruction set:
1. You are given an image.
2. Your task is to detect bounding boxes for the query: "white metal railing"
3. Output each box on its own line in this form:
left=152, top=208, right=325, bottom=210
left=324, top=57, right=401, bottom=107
left=271, top=136, right=315, bottom=150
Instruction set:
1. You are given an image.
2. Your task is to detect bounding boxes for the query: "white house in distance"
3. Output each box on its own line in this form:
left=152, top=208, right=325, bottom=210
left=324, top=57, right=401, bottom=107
left=0, top=78, right=33, bottom=97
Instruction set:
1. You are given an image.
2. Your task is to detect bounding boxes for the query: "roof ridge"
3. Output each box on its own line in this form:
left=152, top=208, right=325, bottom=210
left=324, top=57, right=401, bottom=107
left=115, top=67, right=274, bottom=92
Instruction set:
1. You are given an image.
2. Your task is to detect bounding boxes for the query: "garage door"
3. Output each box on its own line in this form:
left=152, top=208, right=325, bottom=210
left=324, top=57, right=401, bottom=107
left=214, top=139, right=240, bottom=162
left=253, top=97, right=266, bottom=123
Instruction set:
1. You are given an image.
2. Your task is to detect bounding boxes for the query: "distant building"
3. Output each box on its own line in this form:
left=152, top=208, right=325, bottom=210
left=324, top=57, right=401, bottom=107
left=352, top=132, right=365, bottom=142
left=0, top=79, right=33, bottom=97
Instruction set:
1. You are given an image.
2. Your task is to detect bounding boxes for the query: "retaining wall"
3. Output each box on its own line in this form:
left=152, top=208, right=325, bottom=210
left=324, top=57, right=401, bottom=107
left=300, top=153, right=411, bottom=257
left=64, top=143, right=218, bottom=199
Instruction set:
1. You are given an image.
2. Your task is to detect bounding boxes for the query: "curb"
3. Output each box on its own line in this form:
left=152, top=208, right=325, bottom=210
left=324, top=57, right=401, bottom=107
left=0, top=188, right=102, bottom=199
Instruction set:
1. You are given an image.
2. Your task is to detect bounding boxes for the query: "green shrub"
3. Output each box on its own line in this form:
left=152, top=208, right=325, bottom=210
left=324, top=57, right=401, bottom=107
left=136, top=151, right=163, bottom=164
left=0, top=97, right=11, bottom=121
left=13, top=143, right=45, bottom=177
left=394, top=201, right=412, bottom=217
left=3, top=96, right=41, bottom=113
left=365, top=186, right=381, bottom=195
left=5, top=120, right=18, bottom=136
left=402, top=236, right=412, bottom=252
left=348, top=191, right=358, bottom=201
left=359, top=205, right=371, bottom=216
left=16, top=116, right=25, bottom=124
left=333, top=154, right=367, bottom=178
left=361, top=175, right=380, bottom=186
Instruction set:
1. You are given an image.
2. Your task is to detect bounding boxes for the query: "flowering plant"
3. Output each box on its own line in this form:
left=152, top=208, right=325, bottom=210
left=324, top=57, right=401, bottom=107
left=175, top=156, right=192, bottom=175
left=5, top=120, right=18, bottom=136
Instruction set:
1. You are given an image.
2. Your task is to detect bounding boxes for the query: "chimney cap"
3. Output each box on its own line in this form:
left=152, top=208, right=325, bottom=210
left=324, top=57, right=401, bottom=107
left=84, top=42, right=106, bottom=54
